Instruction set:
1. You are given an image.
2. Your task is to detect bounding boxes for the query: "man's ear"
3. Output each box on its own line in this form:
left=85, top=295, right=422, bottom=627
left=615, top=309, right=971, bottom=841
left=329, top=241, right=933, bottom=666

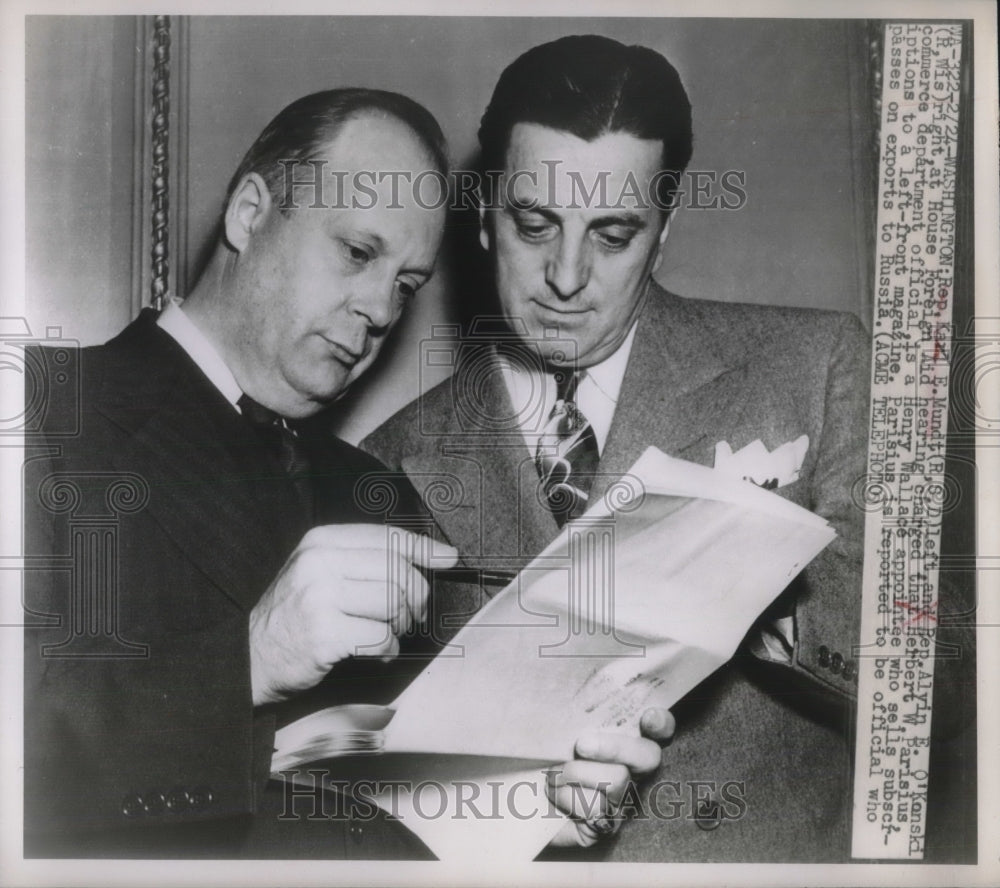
left=224, top=172, right=273, bottom=253
left=651, top=214, right=672, bottom=274
left=477, top=189, right=491, bottom=252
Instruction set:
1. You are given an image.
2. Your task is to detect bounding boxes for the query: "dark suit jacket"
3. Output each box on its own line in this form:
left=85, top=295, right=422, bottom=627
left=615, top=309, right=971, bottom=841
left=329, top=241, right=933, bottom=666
left=23, top=310, right=431, bottom=859
left=363, top=285, right=872, bottom=861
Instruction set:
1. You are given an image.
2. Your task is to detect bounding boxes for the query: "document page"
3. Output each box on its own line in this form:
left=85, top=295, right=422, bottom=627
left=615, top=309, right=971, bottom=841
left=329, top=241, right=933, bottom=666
left=272, top=447, right=836, bottom=860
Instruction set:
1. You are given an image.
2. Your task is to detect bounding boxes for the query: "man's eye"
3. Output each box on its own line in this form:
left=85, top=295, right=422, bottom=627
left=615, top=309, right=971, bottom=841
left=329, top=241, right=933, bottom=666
left=516, top=222, right=554, bottom=241
left=342, top=242, right=373, bottom=266
left=396, top=279, right=418, bottom=300
left=595, top=231, right=632, bottom=251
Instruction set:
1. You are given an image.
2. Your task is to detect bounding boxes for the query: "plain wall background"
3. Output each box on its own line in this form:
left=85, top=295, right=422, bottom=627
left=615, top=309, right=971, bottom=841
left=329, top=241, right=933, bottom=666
left=26, top=15, right=874, bottom=441
left=26, top=17, right=140, bottom=346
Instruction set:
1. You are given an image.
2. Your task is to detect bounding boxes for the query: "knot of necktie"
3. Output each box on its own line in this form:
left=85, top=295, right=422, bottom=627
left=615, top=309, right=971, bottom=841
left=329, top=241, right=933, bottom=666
left=553, top=367, right=581, bottom=404
left=237, top=393, right=283, bottom=430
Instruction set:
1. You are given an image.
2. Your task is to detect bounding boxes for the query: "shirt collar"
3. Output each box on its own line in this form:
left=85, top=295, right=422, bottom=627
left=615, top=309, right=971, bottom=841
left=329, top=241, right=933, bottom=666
left=156, top=299, right=243, bottom=410
left=499, top=321, right=638, bottom=455
left=583, top=323, right=636, bottom=413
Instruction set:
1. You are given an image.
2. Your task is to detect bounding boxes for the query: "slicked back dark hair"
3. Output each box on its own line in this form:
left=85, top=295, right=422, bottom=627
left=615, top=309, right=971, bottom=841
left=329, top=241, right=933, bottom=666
left=478, top=35, right=693, bottom=213
left=226, top=87, right=448, bottom=211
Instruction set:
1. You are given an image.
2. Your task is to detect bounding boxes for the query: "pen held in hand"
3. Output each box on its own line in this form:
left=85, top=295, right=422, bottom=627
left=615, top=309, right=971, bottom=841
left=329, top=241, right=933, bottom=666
left=428, top=567, right=517, bottom=588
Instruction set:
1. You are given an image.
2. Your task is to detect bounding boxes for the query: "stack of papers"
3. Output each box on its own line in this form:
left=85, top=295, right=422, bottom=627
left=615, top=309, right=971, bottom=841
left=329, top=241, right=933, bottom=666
left=271, top=704, right=392, bottom=772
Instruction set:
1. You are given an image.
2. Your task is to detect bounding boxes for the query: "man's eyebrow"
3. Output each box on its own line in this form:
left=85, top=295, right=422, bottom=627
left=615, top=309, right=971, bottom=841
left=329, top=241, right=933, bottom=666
left=402, top=263, right=435, bottom=279
left=349, top=229, right=387, bottom=252
left=588, top=212, right=647, bottom=230
left=504, top=204, right=647, bottom=231
left=505, top=203, right=573, bottom=228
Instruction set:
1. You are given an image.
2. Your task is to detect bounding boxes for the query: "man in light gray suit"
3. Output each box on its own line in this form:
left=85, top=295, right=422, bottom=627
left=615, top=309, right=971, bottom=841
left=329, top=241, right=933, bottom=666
left=363, top=35, right=871, bottom=860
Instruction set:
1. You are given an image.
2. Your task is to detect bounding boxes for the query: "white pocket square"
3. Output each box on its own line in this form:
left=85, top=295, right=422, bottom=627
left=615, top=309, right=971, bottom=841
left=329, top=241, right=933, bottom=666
left=713, top=435, right=809, bottom=489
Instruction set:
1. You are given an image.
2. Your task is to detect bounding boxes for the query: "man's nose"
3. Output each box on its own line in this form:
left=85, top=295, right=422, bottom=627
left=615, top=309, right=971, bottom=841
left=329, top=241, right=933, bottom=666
left=544, top=236, right=590, bottom=299
left=349, top=277, right=395, bottom=331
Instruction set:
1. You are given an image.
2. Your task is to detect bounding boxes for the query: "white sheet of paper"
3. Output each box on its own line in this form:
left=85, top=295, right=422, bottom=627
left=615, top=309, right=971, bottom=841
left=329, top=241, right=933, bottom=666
left=272, top=446, right=836, bottom=861
left=385, top=448, right=834, bottom=762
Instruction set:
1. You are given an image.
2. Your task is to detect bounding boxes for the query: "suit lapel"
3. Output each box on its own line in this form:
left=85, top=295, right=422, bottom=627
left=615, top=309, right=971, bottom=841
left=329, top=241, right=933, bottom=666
left=593, top=285, right=751, bottom=504
left=96, top=314, right=306, bottom=610
left=401, top=349, right=558, bottom=564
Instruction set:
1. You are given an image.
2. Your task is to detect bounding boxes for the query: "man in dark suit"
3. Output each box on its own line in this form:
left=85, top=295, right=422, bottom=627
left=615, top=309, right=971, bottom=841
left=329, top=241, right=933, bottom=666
left=22, top=88, right=459, bottom=858
left=363, top=35, right=874, bottom=859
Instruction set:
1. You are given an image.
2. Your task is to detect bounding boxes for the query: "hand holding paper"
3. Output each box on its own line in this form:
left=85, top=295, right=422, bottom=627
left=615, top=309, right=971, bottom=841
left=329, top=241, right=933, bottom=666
left=271, top=445, right=835, bottom=861
left=548, top=708, right=676, bottom=847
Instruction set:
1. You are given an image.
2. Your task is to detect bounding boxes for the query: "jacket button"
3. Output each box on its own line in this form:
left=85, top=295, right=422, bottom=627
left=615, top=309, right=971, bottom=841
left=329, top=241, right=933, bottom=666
left=165, top=787, right=190, bottom=813
left=831, top=652, right=844, bottom=675
left=843, top=660, right=856, bottom=680
left=694, top=799, right=721, bottom=831
left=121, top=793, right=144, bottom=818
left=818, top=645, right=831, bottom=668
left=143, top=790, right=166, bottom=816
left=189, top=786, right=214, bottom=811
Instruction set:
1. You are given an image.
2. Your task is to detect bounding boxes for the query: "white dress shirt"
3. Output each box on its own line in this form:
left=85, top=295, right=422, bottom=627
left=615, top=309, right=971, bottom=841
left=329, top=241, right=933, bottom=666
left=499, top=323, right=638, bottom=456
left=157, top=300, right=242, bottom=410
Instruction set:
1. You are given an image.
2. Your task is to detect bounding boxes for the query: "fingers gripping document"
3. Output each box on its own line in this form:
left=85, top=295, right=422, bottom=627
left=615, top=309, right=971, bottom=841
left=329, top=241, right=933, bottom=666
left=271, top=446, right=835, bottom=861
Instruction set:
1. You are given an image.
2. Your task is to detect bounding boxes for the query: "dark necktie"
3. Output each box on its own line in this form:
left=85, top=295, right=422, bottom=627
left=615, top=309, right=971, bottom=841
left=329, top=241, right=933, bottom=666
left=535, top=369, right=599, bottom=526
left=237, top=393, right=314, bottom=519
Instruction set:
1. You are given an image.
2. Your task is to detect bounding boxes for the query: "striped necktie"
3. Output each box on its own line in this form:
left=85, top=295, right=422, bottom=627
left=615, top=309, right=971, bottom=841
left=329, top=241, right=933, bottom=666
left=535, top=369, right=599, bottom=526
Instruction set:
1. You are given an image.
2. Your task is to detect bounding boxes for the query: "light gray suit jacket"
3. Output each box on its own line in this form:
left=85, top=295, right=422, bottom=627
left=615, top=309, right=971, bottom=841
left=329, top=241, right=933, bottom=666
left=363, top=284, right=870, bottom=861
